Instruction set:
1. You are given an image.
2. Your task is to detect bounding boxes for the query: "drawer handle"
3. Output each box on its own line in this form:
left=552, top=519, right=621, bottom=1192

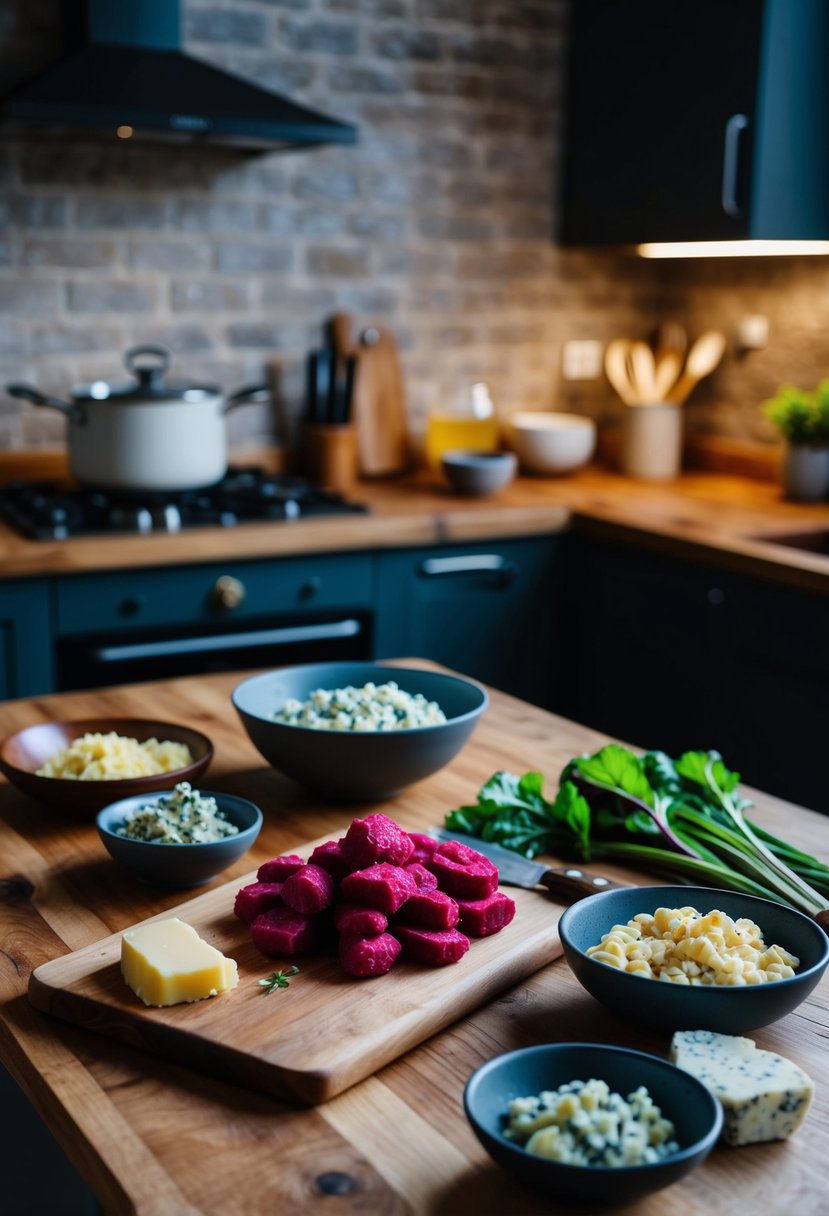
left=418, top=555, right=518, bottom=585
left=92, top=619, right=362, bottom=664
left=212, top=575, right=246, bottom=611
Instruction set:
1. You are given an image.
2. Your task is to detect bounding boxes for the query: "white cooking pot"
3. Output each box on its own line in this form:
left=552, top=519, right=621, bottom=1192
left=7, top=345, right=268, bottom=493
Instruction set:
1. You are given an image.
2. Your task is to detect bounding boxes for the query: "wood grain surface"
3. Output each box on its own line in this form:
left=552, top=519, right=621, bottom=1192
left=29, top=839, right=564, bottom=1105
left=2, top=667, right=829, bottom=1215
left=3, top=457, right=829, bottom=597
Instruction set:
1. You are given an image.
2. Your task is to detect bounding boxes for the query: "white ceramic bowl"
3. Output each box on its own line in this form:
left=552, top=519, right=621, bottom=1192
left=509, top=412, right=596, bottom=475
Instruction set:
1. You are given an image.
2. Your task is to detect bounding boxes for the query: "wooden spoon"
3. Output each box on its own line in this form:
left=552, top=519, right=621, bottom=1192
left=604, top=339, right=638, bottom=405
left=667, top=331, right=727, bottom=404
left=627, top=340, right=659, bottom=404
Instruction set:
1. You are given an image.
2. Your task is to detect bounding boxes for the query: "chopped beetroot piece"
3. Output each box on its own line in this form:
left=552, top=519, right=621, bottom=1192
left=250, top=906, right=316, bottom=957
left=339, top=932, right=401, bottom=979
left=281, top=863, right=335, bottom=915
left=407, top=832, right=438, bottom=866
left=257, top=854, right=306, bottom=883
left=457, top=891, right=516, bottom=937
left=429, top=839, right=498, bottom=899
left=233, top=881, right=283, bottom=925
left=335, top=904, right=388, bottom=937
left=405, top=862, right=438, bottom=891
left=396, top=890, right=459, bottom=931
left=396, top=926, right=470, bottom=966
left=340, top=863, right=417, bottom=915
left=342, top=813, right=415, bottom=868
left=309, top=839, right=354, bottom=881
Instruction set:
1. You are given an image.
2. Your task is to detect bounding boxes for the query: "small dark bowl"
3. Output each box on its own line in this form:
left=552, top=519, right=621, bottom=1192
left=559, top=885, right=829, bottom=1034
left=465, top=1042, right=722, bottom=1206
left=441, top=450, right=517, bottom=496
left=0, top=718, right=214, bottom=819
left=96, top=790, right=262, bottom=887
left=232, top=662, right=488, bottom=800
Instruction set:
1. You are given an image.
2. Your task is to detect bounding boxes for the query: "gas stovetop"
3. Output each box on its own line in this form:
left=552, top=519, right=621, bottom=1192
left=0, top=467, right=368, bottom=540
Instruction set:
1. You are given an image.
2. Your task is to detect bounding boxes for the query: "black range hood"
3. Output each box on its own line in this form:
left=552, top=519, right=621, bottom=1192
left=0, top=0, right=357, bottom=151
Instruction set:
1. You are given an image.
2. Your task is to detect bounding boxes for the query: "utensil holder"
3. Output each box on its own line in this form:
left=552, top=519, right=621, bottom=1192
left=620, top=403, right=683, bottom=479
left=303, top=424, right=357, bottom=493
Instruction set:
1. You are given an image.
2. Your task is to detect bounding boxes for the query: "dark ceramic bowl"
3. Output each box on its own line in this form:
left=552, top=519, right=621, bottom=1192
left=441, top=450, right=517, bottom=496
left=232, top=662, right=488, bottom=800
left=96, top=790, right=262, bottom=887
left=464, top=1042, right=722, bottom=1206
left=559, top=885, right=829, bottom=1034
left=0, top=718, right=213, bottom=819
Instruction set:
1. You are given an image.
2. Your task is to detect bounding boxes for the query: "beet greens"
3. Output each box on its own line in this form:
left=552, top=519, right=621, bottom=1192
left=445, top=745, right=829, bottom=916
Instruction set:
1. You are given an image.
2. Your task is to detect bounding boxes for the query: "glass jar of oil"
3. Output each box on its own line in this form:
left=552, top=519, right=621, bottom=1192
left=425, top=383, right=500, bottom=471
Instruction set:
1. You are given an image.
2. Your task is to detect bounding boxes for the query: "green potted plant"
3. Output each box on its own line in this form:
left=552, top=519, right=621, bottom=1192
left=763, top=384, right=829, bottom=501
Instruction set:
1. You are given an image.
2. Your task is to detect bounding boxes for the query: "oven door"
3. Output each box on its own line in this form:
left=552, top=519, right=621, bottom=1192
left=57, top=611, right=373, bottom=691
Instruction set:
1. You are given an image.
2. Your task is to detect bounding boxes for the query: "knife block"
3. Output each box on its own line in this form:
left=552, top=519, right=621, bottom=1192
left=303, top=424, right=357, bottom=493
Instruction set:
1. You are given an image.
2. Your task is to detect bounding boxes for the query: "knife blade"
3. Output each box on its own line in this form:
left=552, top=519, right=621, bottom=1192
left=430, top=829, right=629, bottom=903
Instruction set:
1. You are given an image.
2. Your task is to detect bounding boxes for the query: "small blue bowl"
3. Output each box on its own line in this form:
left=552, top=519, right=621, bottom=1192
left=465, top=1043, right=722, bottom=1206
left=96, top=790, right=262, bottom=887
left=559, top=885, right=829, bottom=1034
left=232, top=662, right=488, bottom=800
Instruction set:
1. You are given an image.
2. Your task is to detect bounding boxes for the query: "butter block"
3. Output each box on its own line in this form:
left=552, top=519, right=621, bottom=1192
left=670, top=1029, right=814, bottom=1146
left=121, top=917, right=238, bottom=1007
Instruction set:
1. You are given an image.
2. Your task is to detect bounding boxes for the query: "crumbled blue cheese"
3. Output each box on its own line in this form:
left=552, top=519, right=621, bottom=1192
left=273, top=681, right=447, bottom=732
left=115, top=783, right=238, bottom=844
left=505, top=1079, right=679, bottom=1167
left=670, top=1030, right=814, bottom=1146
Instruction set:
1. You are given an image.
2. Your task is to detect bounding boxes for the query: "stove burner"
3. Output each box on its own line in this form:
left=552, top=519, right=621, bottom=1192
left=0, top=467, right=368, bottom=539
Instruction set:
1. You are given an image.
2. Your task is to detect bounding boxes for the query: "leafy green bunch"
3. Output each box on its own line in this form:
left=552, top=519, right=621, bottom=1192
left=446, top=745, right=829, bottom=917
left=763, top=382, right=829, bottom=445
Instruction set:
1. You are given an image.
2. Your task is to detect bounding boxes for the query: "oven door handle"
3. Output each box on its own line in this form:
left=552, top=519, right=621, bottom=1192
left=92, top=619, right=363, bottom=664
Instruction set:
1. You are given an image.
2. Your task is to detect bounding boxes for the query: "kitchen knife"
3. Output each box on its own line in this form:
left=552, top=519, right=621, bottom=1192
left=430, top=829, right=629, bottom=903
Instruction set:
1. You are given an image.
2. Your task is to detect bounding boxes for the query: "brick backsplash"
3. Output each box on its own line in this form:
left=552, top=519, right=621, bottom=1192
left=1, top=0, right=828, bottom=455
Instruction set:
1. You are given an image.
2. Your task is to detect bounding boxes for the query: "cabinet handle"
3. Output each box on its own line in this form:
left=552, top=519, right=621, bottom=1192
left=91, top=619, right=362, bottom=664
left=211, top=575, right=246, bottom=612
left=418, top=555, right=519, bottom=586
left=722, top=113, right=749, bottom=219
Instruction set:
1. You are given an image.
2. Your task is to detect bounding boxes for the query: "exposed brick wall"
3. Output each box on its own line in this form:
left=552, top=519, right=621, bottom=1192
left=0, top=0, right=827, bottom=456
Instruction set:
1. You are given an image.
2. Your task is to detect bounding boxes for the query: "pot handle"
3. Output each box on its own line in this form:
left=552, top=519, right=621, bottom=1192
left=6, top=383, right=85, bottom=424
left=223, top=383, right=270, bottom=414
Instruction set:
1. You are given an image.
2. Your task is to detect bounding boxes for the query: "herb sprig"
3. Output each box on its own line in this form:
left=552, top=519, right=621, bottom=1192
left=446, top=745, right=829, bottom=917
left=257, top=966, right=300, bottom=993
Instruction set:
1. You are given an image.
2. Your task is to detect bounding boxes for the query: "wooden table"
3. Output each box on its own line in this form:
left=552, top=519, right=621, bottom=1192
left=1, top=671, right=827, bottom=1215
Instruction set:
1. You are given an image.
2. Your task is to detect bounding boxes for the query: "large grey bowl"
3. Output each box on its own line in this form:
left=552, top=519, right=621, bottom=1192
left=96, top=790, right=262, bottom=887
left=232, top=662, right=488, bottom=800
left=464, top=1043, right=722, bottom=1206
left=559, top=885, right=829, bottom=1034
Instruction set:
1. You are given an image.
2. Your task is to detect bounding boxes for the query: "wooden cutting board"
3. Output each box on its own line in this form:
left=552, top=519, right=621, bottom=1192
left=328, top=312, right=410, bottom=477
left=29, top=835, right=564, bottom=1106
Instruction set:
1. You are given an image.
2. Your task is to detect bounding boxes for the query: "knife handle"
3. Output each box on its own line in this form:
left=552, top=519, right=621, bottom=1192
left=539, top=866, right=628, bottom=902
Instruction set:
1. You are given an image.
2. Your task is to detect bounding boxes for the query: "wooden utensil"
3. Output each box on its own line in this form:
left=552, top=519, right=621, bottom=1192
left=29, top=833, right=565, bottom=1106
left=628, top=340, right=659, bottom=403
left=667, top=331, right=726, bottom=404
left=328, top=312, right=410, bottom=476
left=604, top=338, right=638, bottom=405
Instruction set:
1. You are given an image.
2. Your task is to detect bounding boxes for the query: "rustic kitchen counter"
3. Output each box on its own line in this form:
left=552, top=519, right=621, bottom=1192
left=1, top=669, right=827, bottom=1215
left=2, top=455, right=829, bottom=593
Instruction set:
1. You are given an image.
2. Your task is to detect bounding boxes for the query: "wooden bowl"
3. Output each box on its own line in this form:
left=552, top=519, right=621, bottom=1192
left=0, top=718, right=214, bottom=818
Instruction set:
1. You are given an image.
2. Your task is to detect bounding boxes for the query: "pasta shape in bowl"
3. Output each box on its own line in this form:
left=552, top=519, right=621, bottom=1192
left=559, top=886, right=829, bottom=1033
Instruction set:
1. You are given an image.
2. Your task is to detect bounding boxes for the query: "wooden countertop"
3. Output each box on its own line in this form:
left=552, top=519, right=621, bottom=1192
left=1, top=668, right=828, bottom=1215
left=3, top=459, right=829, bottom=594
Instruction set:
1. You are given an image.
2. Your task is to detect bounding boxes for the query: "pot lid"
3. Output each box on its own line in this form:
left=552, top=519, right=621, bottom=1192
left=72, top=345, right=219, bottom=403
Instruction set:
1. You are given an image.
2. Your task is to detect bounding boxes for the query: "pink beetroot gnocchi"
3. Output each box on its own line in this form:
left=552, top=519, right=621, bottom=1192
left=281, top=863, right=335, bottom=915
left=428, top=839, right=498, bottom=900
left=342, top=813, right=415, bottom=868
left=238, top=817, right=515, bottom=980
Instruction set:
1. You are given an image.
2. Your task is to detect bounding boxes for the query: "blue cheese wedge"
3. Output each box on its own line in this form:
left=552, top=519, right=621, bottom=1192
left=670, top=1029, right=814, bottom=1146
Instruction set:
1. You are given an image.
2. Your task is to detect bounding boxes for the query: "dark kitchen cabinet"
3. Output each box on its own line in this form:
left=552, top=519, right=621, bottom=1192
left=562, top=536, right=828, bottom=814
left=375, top=537, right=560, bottom=708
left=560, top=0, right=829, bottom=244
left=0, top=578, right=53, bottom=699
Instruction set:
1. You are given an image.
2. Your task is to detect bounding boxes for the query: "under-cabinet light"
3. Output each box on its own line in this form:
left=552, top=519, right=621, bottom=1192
left=637, top=240, right=829, bottom=258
